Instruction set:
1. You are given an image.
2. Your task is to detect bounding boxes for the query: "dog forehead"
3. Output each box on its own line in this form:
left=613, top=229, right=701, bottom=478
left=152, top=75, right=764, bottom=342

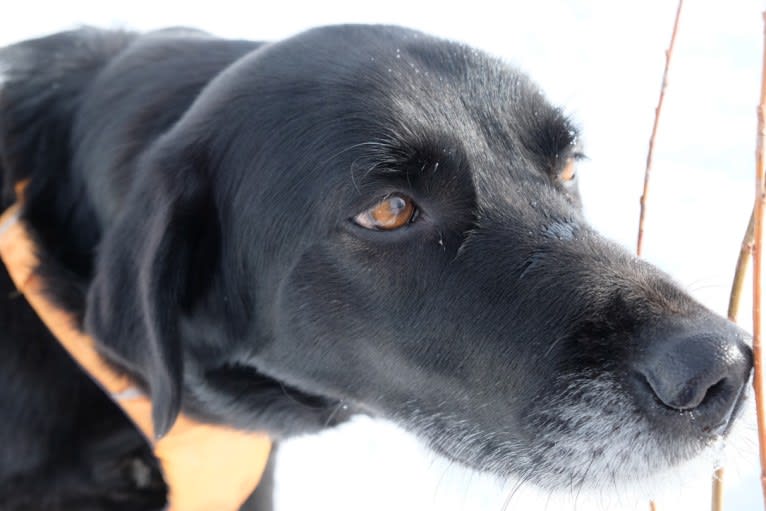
left=358, top=76, right=571, bottom=206
left=207, top=25, right=575, bottom=221
left=352, top=40, right=572, bottom=183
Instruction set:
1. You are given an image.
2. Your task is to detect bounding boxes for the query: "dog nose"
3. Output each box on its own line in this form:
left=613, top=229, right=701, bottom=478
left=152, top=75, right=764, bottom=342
left=634, top=319, right=752, bottom=433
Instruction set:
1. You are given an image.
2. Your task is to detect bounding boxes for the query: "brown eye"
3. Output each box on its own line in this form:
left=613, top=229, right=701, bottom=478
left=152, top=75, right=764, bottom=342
left=354, top=194, right=417, bottom=230
left=558, top=157, right=577, bottom=183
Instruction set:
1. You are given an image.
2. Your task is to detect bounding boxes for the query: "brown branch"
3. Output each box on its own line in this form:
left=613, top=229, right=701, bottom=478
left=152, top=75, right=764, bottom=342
left=753, top=11, right=766, bottom=506
left=730, top=211, right=756, bottom=321
left=642, top=7, right=685, bottom=511
left=636, top=0, right=684, bottom=256
left=713, top=11, right=766, bottom=510
left=712, top=466, right=725, bottom=511
left=712, top=208, right=755, bottom=510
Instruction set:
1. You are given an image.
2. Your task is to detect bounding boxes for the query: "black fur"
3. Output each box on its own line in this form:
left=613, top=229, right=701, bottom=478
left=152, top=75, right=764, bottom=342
left=0, top=264, right=166, bottom=509
left=0, top=25, right=753, bottom=509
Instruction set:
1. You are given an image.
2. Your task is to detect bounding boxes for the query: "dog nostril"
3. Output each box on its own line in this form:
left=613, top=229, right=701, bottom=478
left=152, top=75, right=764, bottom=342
left=634, top=323, right=752, bottom=432
left=644, top=373, right=727, bottom=411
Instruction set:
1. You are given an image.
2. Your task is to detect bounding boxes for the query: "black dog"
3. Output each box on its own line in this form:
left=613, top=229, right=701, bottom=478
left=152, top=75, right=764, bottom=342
left=0, top=25, right=753, bottom=510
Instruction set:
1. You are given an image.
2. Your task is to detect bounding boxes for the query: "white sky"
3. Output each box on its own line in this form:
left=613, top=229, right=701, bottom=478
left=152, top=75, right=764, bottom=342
left=2, top=1, right=764, bottom=509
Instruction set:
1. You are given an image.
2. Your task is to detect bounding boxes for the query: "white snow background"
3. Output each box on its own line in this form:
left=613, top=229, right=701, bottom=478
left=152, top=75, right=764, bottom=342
left=1, top=1, right=763, bottom=509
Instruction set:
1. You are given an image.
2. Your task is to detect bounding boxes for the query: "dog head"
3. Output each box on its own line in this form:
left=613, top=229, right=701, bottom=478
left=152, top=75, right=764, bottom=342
left=86, top=25, right=752, bottom=490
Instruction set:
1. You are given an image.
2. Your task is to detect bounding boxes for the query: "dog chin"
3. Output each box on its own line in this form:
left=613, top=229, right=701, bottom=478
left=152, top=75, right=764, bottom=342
left=277, top=402, right=756, bottom=511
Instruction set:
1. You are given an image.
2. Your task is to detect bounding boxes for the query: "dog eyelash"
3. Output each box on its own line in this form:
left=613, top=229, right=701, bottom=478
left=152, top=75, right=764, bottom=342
left=572, top=151, right=587, bottom=161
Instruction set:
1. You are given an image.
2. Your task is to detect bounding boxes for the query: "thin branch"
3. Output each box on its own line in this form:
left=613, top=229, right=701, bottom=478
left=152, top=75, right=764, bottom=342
left=712, top=207, right=755, bottom=511
left=640, top=6, right=685, bottom=511
left=753, top=11, right=766, bottom=506
left=636, top=0, right=685, bottom=256
left=730, top=211, right=757, bottom=321
left=712, top=466, right=725, bottom=511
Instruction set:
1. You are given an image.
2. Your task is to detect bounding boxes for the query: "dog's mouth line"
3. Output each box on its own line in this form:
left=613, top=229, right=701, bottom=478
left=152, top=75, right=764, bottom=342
left=206, top=362, right=345, bottom=410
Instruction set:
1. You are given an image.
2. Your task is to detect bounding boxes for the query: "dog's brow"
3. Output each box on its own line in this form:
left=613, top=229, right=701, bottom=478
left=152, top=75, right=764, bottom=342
left=349, top=144, right=429, bottom=181
left=323, top=140, right=393, bottom=168
left=354, top=154, right=460, bottom=189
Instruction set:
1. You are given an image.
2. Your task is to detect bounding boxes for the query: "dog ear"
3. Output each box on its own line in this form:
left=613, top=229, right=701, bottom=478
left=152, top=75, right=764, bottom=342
left=86, top=148, right=215, bottom=438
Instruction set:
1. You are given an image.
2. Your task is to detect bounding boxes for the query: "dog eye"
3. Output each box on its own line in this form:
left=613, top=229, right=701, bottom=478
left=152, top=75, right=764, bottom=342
left=558, top=157, right=577, bottom=183
left=353, top=194, right=417, bottom=230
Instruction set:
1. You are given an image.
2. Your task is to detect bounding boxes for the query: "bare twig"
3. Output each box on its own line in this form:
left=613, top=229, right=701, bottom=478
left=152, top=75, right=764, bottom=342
left=712, top=466, right=725, bottom=511
left=753, top=11, right=766, bottom=506
left=712, top=207, right=755, bottom=511
left=640, top=6, right=685, bottom=511
left=636, top=0, right=685, bottom=256
left=730, top=210, right=757, bottom=321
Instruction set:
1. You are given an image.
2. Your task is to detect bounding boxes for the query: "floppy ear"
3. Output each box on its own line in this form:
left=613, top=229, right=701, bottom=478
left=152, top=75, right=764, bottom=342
left=85, top=149, right=215, bottom=438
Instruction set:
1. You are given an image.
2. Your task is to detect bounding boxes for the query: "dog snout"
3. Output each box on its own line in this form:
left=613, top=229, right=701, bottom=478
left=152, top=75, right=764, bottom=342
left=633, top=319, right=752, bottom=434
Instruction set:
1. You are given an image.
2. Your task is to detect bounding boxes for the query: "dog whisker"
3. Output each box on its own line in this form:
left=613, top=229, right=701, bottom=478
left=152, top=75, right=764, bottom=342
left=573, top=451, right=597, bottom=511
left=323, top=401, right=347, bottom=427
left=543, top=333, right=568, bottom=358
left=500, top=468, right=533, bottom=511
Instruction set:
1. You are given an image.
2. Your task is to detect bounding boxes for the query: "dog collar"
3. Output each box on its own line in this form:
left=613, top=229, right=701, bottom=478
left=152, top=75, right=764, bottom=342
left=0, top=203, right=271, bottom=511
